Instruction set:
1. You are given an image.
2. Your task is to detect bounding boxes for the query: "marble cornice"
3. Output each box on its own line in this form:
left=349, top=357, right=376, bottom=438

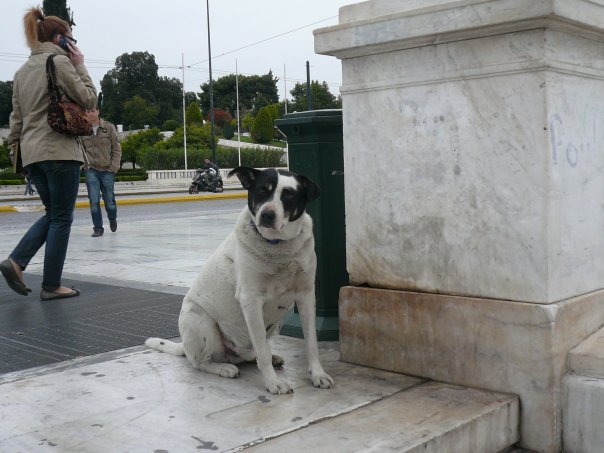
left=315, top=0, right=604, bottom=59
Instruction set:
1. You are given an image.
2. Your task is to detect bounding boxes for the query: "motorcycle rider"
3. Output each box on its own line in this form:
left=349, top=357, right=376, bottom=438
left=203, top=157, right=219, bottom=183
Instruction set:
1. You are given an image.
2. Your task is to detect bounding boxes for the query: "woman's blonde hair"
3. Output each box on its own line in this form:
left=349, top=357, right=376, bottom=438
left=23, top=7, right=70, bottom=50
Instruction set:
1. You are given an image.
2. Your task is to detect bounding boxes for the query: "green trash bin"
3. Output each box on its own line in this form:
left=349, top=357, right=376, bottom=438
left=275, top=109, right=348, bottom=341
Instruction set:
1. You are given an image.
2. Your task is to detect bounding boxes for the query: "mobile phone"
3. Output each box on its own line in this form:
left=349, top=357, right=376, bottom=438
left=58, top=35, right=70, bottom=52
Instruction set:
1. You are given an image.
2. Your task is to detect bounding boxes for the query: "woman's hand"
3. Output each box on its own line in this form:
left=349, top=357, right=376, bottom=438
left=66, top=41, right=84, bottom=66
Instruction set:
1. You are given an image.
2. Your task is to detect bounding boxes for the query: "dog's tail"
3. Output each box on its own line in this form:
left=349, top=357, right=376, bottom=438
left=145, top=337, right=185, bottom=356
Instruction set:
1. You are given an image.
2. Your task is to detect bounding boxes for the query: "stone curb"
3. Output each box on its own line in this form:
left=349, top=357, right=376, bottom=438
left=0, top=192, right=247, bottom=213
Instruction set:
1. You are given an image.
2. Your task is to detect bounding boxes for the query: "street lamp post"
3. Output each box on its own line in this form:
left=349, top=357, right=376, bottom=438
left=206, top=0, right=216, bottom=164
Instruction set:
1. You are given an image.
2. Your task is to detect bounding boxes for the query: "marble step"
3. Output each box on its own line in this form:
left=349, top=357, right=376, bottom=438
left=569, top=326, right=604, bottom=379
left=564, top=326, right=604, bottom=453
left=242, top=381, right=519, bottom=452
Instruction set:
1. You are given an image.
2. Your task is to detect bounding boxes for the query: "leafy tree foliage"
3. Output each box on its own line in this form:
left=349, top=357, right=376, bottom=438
left=206, top=108, right=233, bottom=128
left=0, top=139, right=12, bottom=169
left=241, top=112, right=254, bottom=132
left=43, top=0, right=75, bottom=27
left=186, top=102, right=203, bottom=126
left=290, top=80, right=341, bottom=112
left=123, top=95, right=159, bottom=130
left=163, top=124, right=214, bottom=151
left=0, top=81, right=13, bottom=127
left=120, top=127, right=163, bottom=169
left=100, top=52, right=183, bottom=128
left=252, top=93, right=270, bottom=116
left=198, top=71, right=279, bottom=118
left=251, top=106, right=273, bottom=144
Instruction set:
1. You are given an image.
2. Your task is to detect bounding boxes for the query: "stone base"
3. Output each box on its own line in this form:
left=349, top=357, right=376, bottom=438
left=339, top=286, right=604, bottom=453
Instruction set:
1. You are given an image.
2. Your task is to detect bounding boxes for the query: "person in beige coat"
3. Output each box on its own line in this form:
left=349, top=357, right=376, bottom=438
left=80, top=108, right=122, bottom=237
left=0, top=7, right=97, bottom=301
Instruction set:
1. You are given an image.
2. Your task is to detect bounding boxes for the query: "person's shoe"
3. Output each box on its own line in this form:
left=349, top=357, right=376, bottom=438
left=40, top=287, right=80, bottom=301
left=91, top=228, right=104, bottom=237
left=0, top=259, right=31, bottom=296
left=109, top=219, right=117, bottom=232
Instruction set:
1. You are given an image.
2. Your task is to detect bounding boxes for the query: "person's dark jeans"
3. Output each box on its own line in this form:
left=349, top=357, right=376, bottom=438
left=84, top=168, right=116, bottom=230
left=10, top=160, right=81, bottom=290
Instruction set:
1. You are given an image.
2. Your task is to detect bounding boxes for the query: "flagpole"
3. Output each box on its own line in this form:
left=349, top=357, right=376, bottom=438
left=236, top=58, right=241, bottom=167
left=182, top=52, right=188, bottom=171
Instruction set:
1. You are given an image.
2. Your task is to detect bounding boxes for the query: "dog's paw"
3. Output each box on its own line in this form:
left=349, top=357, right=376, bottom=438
left=265, top=378, right=294, bottom=395
left=218, top=364, right=240, bottom=378
left=311, top=371, right=335, bottom=389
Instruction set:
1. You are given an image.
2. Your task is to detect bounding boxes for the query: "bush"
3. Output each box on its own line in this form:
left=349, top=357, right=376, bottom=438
left=0, top=139, right=12, bottom=169
left=0, top=169, right=24, bottom=182
left=223, top=121, right=235, bottom=140
left=162, top=119, right=179, bottom=131
left=251, top=107, right=273, bottom=143
left=161, top=124, right=214, bottom=151
left=138, top=145, right=285, bottom=170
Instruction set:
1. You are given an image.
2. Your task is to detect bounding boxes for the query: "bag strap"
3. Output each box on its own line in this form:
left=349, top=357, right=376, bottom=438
left=46, top=54, right=60, bottom=95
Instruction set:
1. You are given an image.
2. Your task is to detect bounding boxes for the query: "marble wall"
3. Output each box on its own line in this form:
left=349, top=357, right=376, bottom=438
left=318, top=6, right=604, bottom=304
left=315, top=1, right=604, bottom=451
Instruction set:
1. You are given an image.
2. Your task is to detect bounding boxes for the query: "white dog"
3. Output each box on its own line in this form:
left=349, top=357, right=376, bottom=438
left=146, top=167, right=334, bottom=394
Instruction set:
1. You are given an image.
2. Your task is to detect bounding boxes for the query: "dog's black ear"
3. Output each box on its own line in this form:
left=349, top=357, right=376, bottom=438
left=228, top=167, right=260, bottom=190
left=297, top=175, right=321, bottom=202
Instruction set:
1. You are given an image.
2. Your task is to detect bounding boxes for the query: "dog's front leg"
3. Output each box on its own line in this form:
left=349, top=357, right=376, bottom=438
left=297, top=293, right=335, bottom=389
left=240, top=297, right=293, bottom=395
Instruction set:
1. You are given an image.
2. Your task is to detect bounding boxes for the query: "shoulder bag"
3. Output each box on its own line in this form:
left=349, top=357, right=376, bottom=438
left=46, top=54, right=93, bottom=136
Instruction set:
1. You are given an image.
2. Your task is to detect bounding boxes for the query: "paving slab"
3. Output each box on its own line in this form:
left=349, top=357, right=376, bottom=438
left=0, top=336, right=425, bottom=452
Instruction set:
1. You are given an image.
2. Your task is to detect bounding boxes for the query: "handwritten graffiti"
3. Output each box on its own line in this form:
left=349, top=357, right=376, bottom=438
left=549, top=108, right=603, bottom=168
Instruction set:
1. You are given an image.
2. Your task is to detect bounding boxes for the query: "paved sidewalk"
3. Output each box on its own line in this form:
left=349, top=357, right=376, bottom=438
left=0, top=196, right=408, bottom=452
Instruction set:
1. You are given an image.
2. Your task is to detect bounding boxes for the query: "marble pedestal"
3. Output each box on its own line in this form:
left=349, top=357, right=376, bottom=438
left=315, top=1, right=604, bottom=451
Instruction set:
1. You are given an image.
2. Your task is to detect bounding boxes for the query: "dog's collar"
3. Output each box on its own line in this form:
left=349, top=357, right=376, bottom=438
left=250, top=217, right=282, bottom=245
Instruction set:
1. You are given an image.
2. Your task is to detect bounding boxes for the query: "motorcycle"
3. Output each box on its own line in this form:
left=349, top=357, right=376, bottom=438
left=189, top=168, right=224, bottom=194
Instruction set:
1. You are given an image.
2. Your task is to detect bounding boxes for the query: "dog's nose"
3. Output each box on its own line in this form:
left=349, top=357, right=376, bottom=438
left=260, top=210, right=276, bottom=227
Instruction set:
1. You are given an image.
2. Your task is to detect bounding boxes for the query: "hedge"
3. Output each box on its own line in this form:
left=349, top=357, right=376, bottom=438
left=138, top=146, right=285, bottom=170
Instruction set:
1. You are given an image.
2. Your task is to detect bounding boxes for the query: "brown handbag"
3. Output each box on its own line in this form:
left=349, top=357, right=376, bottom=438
left=46, top=54, right=92, bottom=136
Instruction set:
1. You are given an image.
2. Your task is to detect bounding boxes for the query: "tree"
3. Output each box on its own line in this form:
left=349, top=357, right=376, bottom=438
left=251, top=106, right=273, bottom=144
left=205, top=108, right=233, bottom=128
left=186, top=102, right=203, bottom=126
left=120, top=128, right=163, bottom=169
left=198, top=71, right=279, bottom=118
left=0, top=81, right=13, bottom=127
left=123, top=95, right=159, bottom=130
left=100, top=52, right=183, bottom=127
left=43, top=0, right=75, bottom=27
left=290, top=80, right=342, bottom=112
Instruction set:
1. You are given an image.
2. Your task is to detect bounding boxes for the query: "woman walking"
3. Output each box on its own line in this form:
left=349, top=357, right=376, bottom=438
left=0, top=7, right=97, bottom=300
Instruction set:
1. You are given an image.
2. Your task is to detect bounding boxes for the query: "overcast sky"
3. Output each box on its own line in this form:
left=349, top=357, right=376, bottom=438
left=0, top=0, right=353, bottom=100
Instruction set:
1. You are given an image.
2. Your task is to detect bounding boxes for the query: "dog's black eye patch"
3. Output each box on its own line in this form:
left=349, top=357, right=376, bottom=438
left=282, top=189, right=295, bottom=200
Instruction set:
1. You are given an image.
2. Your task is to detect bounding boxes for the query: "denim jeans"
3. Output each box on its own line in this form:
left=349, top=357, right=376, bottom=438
left=85, top=168, right=117, bottom=230
left=10, top=160, right=81, bottom=290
